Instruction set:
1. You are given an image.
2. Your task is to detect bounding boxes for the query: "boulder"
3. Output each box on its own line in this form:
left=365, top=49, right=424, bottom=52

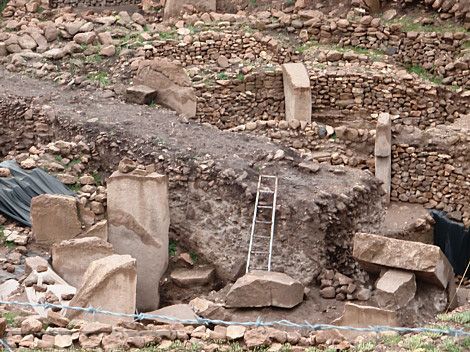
left=353, top=233, right=454, bottom=288
left=164, top=0, right=216, bottom=19
left=134, top=58, right=197, bottom=118
left=52, top=237, right=114, bottom=288
left=375, top=269, right=416, bottom=309
left=66, top=255, right=137, bottom=325
left=107, top=171, right=170, bottom=311
left=125, top=85, right=158, bottom=105
left=170, top=266, right=215, bottom=287
left=31, top=194, right=83, bottom=245
left=225, top=271, right=304, bottom=308
left=145, top=304, right=197, bottom=324
left=282, top=62, right=311, bottom=123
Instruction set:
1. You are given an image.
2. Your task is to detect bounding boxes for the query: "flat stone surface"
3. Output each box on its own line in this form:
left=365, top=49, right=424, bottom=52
left=353, top=233, right=454, bottom=288
left=170, top=266, right=215, bottom=287
left=282, top=62, right=311, bottom=123
left=145, top=304, right=198, bottom=324
left=375, top=269, right=416, bottom=309
left=225, top=271, right=304, bottom=308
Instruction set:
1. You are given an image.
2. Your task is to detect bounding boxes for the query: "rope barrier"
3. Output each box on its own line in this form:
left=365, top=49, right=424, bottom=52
left=0, top=300, right=469, bottom=337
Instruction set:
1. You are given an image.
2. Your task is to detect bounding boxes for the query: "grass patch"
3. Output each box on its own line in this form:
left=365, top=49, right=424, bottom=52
left=236, top=73, right=245, bottom=81
left=158, top=30, right=177, bottom=40
left=87, top=71, right=110, bottom=87
left=353, top=341, right=376, bottom=351
left=438, top=311, right=470, bottom=327
left=119, top=33, right=146, bottom=50
left=217, top=71, right=228, bottom=80
left=295, top=40, right=319, bottom=53
left=403, top=334, right=438, bottom=351
left=68, top=183, right=81, bottom=193
left=3, top=312, right=18, bottom=327
left=381, top=333, right=402, bottom=346
left=169, top=240, right=177, bottom=257
left=85, top=54, right=103, bottom=64
left=92, top=172, right=102, bottom=186
left=385, top=16, right=468, bottom=33
left=0, top=0, right=9, bottom=12
left=406, top=65, right=443, bottom=85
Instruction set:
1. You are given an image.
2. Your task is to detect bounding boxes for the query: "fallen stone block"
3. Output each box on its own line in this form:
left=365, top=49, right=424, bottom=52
left=163, top=0, right=216, bottom=19
left=225, top=271, right=304, bottom=308
left=0, top=279, right=20, bottom=300
left=66, top=254, right=137, bottom=325
left=134, top=58, right=197, bottom=118
left=282, top=62, right=311, bottom=123
left=353, top=233, right=454, bottom=288
left=77, top=219, right=108, bottom=241
left=145, top=304, right=198, bottom=324
left=31, top=194, right=83, bottom=245
left=170, top=266, right=215, bottom=287
left=332, top=303, right=398, bottom=339
left=125, top=85, right=158, bottom=105
left=52, top=237, right=114, bottom=288
left=375, top=269, right=416, bottom=309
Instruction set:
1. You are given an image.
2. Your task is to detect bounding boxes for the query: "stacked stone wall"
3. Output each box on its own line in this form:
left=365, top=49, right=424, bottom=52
left=48, top=0, right=141, bottom=8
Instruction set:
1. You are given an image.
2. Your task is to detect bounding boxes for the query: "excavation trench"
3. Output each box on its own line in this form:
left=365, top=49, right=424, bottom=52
left=0, top=69, right=385, bottom=319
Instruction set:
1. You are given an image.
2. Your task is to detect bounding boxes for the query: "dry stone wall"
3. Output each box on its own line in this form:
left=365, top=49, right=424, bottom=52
left=48, top=0, right=141, bottom=8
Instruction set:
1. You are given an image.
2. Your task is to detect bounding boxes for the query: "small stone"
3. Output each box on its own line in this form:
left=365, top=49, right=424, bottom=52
left=54, top=335, right=73, bottom=348
left=21, top=318, right=43, bottom=335
left=0, top=168, right=11, bottom=177
left=320, top=286, right=336, bottom=299
left=118, top=158, right=137, bottom=173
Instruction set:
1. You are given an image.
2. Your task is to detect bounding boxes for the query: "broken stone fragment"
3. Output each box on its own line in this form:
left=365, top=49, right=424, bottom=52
left=225, top=271, right=304, bottom=308
left=31, top=194, right=83, bottom=245
left=125, top=85, right=158, bottom=105
left=52, top=237, right=114, bottom=288
left=117, top=158, right=137, bottom=174
left=353, top=233, right=454, bottom=289
left=145, top=304, right=198, bottom=324
left=375, top=269, right=416, bottom=309
left=65, top=254, right=137, bottom=325
left=170, top=266, right=215, bottom=287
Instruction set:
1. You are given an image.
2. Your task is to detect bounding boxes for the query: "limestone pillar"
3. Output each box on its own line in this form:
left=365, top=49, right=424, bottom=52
left=107, top=171, right=170, bottom=312
left=375, top=112, right=392, bottom=204
left=282, top=63, right=312, bottom=123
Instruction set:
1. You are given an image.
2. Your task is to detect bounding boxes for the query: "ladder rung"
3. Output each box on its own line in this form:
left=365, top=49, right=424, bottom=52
left=260, top=175, right=277, bottom=178
left=254, top=235, right=271, bottom=239
left=251, top=251, right=269, bottom=254
left=259, top=190, right=274, bottom=194
left=255, top=220, right=272, bottom=224
left=258, top=205, right=273, bottom=209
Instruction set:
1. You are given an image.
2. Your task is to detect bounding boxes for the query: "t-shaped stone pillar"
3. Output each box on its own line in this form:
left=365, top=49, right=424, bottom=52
left=375, top=113, right=392, bottom=204
left=107, top=171, right=170, bottom=312
left=282, top=63, right=312, bottom=123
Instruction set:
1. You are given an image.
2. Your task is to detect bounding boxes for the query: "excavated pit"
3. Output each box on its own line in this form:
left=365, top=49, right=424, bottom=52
left=0, top=69, right=385, bottom=306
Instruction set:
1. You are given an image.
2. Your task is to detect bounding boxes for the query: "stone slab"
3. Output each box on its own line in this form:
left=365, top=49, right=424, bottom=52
left=107, top=171, right=170, bottom=311
left=282, top=62, right=311, bottom=123
left=375, top=269, right=416, bottom=309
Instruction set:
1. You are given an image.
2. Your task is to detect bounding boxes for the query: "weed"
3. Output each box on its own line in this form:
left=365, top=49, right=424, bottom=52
left=87, top=71, right=110, bottom=87
left=169, top=240, right=177, bottom=257
left=3, top=312, right=18, bottom=326
left=54, top=155, right=63, bottom=163
left=249, top=0, right=257, bottom=6
left=438, top=311, right=470, bottom=326
left=189, top=251, right=198, bottom=264
left=85, top=54, right=103, bottom=64
left=68, top=183, right=81, bottom=193
left=295, top=40, right=319, bottom=53
left=462, top=337, right=470, bottom=348
left=148, top=100, right=157, bottom=108
left=0, top=0, right=9, bottom=12
left=36, top=6, right=44, bottom=13
left=406, top=65, right=443, bottom=85
left=384, top=16, right=468, bottom=33
left=236, top=73, right=245, bottom=81
left=284, top=0, right=294, bottom=6
left=217, top=71, right=228, bottom=80
left=158, top=30, right=177, bottom=40
left=462, top=40, right=470, bottom=49
left=440, top=338, right=462, bottom=352
left=66, top=158, right=82, bottom=169
left=353, top=340, right=376, bottom=352
left=5, top=241, right=15, bottom=249
left=92, top=172, right=102, bottom=186
left=381, top=333, right=401, bottom=346
left=403, top=334, right=438, bottom=351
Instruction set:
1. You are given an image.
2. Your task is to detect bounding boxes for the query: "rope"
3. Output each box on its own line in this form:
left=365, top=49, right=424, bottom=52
left=0, top=300, right=469, bottom=337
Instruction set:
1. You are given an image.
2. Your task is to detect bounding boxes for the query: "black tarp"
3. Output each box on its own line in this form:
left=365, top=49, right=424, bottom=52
left=0, top=160, right=74, bottom=227
left=431, top=210, right=470, bottom=278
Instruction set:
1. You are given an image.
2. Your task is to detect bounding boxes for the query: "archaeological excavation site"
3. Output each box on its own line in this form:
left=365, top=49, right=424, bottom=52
left=0, top=0, right=469, bottom=350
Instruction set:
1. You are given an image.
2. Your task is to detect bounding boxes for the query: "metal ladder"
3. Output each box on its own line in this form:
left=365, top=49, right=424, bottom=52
left=246, top=175, right=278, bottom=273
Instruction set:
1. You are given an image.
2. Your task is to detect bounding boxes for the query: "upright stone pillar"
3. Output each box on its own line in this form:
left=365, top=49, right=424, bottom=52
left=282, top=63, right=312, bottom=123
left=107, top=171, right=170, bottom=312
left=375, top=113, right=392, bottom=204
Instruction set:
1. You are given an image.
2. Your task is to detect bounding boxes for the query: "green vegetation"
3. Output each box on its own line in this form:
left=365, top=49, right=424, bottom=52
left=217, top=71, right=229, bottom=80
left=189, top=251, right=198, bottom=264
left=0, top=0, right=9, bottom=12
left=119, top=32, right=146, bottom=50
left=353, top=340, right=376, bottom=352
left=3, top=312, right=18, bottom=326
left=68, top=183, right=81, bottom=193
left=462, top=40, right=470, bottom=49
left=236, top=73, right=245, bottom=81
left=381, top=333, right=402, bottom=346
left=92, top=171, right=102, bottom=186
left=402, top=334, right=438, bottom=351
left=87, top=71, right=110, bottom=87
left=66, top=158, right=82, bottom=169
left=295, top=40, right=384, bottom=61
left=438, top=311, right=470, bottom=327
left=384, top=16, right=468, bottom=33
left=169, top=240, right=178, bottom=257
left=406, top=65, right=443, bottom=85
left=85, top=54, right=103, bottom=64
left=158, top=30, right=178, bottom=40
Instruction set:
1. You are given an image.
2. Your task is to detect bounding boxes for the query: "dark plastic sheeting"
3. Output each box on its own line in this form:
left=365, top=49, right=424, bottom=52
left=431, top=210, right=470, bottom=278
left=0, top=160, right=74, bottom=227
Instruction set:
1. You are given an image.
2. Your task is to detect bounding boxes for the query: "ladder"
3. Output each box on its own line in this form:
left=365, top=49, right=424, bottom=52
left=246, top=175, right=278, bottom=273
